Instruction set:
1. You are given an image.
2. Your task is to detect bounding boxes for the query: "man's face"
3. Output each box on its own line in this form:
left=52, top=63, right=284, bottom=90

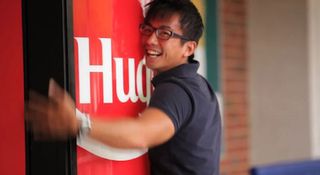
left=141, top=14, right=193, bottom=73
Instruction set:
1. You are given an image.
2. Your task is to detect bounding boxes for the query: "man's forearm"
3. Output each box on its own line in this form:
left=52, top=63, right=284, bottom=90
left=78, top=107, right=175, bottom=150
left=89, top=117, right=148, bottom=149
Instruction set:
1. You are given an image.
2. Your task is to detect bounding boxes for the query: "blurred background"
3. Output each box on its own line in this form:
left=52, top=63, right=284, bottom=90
left=192, top=0, right=320, bottom=174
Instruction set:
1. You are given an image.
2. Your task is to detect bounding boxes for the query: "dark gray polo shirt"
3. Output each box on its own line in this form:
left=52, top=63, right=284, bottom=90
left=149, top=60, right=221, bottom=175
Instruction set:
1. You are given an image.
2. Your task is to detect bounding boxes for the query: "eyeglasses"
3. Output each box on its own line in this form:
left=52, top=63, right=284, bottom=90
left=139, top=23, right=190, bottom=41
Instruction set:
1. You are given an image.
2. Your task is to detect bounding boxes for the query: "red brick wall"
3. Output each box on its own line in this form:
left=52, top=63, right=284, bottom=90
left=220, top=0, right=249, bottom=175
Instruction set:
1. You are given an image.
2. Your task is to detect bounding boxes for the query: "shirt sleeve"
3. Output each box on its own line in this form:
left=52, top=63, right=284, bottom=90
left=149, top=82, right=192, bottom=132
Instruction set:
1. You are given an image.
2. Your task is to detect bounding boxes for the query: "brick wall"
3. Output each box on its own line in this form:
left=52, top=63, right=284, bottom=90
left=220, top=0, right=249, bottom=175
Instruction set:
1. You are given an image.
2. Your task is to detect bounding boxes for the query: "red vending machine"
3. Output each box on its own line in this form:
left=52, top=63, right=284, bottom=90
left=0, top=0, right=25, bottom=174
left=1, top=0, right=150, bottom=174
left=1, top=0, right=76, bottom=174
left=73, top=0, right=150, bottom=174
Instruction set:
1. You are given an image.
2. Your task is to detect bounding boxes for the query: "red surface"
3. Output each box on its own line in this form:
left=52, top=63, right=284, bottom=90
left=73, top=0, right=149, bottom=174
left=0, top=0, right=25, bottom=175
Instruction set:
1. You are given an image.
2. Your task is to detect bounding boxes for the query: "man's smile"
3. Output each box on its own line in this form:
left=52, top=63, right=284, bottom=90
left=146, top=49, right=162, bottom=58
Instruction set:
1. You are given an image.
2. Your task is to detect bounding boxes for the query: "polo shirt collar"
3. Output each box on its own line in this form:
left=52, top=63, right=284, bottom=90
left=151, top=60, right=199, bottom=86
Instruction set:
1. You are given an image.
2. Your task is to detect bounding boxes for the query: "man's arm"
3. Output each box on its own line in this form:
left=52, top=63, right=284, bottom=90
left=89, top=107, right=175, bottom=149
left=26, top=79, right=175, bottom=149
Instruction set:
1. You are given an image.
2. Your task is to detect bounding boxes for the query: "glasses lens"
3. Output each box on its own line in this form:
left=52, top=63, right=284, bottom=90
left=156, top=29, right=172, bottom=40
left=140, top=24, right=153, bottom=36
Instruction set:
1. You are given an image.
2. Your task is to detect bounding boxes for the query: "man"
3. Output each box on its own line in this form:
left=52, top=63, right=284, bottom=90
left=26, top=0, right=221, bottom=175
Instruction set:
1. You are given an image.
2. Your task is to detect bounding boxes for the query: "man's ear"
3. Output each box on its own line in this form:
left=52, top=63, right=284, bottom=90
left=183, top=41, right=197, bottom=58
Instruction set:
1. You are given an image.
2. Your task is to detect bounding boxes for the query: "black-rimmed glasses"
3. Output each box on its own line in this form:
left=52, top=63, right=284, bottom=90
left=139, top=23, right=190, bottom=41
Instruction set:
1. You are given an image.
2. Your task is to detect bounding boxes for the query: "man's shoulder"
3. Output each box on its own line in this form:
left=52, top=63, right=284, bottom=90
left=154, top=80, right=189, bottom=97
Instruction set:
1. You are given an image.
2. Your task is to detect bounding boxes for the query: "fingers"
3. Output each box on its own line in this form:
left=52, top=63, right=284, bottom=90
left=25, top=91, right=48, bottom=123
left=25, top=79, right=76, bottom=141
left=48, top=78, right=77, bottom=135
left=27, top=92, right=48, bottom=111
left=48, top=78, right=65, bottom=101
left=25, top=89, right=63, bottom=140
left=25, top=91, right=50, bottom=140
left=29, top=90, right=48, bottom=107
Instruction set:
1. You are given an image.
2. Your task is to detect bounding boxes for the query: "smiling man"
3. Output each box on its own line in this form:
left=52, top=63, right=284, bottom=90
left=26, top=0, right=221, bottom=175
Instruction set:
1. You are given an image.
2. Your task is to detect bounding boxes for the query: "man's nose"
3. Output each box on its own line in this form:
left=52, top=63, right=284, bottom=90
left=145, top=31, right=158, bottom=45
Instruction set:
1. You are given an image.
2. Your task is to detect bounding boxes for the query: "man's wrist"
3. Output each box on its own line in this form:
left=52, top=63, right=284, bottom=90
left=76, top=109, right=92, bottom=137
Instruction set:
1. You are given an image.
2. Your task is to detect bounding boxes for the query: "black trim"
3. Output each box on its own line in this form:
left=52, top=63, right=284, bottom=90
left=22, top=0, right=76, bottom=174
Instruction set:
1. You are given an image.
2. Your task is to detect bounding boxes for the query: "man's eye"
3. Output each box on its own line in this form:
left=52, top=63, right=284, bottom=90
left=158, top=30, right=172, bottom=38
left=142, top=27, right=154, bottom=35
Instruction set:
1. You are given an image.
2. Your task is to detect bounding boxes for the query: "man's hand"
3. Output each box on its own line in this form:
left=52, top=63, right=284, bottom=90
left=25, top=79, right=79, bottom=140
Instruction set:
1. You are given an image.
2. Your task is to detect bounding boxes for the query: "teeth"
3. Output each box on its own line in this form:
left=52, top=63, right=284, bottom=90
left=147, top=49, right=161, bottom=56
left=149, top=54, right=158, bottom=58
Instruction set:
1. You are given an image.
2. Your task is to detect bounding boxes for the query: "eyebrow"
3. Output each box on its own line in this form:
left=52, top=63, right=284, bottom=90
left=145, top=22, right=173, bottom=30
left=158, top=25, right=172, bottom=30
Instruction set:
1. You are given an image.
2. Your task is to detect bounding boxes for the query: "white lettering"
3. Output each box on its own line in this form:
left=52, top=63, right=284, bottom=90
left=114, top=57, right=139, bottom=103
left=136, top=58, right=151, bottom=103
left=75, top=37, right=113, bottom=104
left=75, top=37, right=151, bottom=104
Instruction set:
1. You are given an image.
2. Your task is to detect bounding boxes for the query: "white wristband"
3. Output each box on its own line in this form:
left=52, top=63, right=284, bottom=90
left=76, top=109, right=91, bottom=137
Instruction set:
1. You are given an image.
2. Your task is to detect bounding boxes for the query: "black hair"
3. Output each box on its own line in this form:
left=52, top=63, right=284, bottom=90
left=144, top=0, right=204, bottom=61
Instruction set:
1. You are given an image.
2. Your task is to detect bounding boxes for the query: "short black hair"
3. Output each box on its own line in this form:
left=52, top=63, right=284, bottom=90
left=144, top=0, right=204, bottom=61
